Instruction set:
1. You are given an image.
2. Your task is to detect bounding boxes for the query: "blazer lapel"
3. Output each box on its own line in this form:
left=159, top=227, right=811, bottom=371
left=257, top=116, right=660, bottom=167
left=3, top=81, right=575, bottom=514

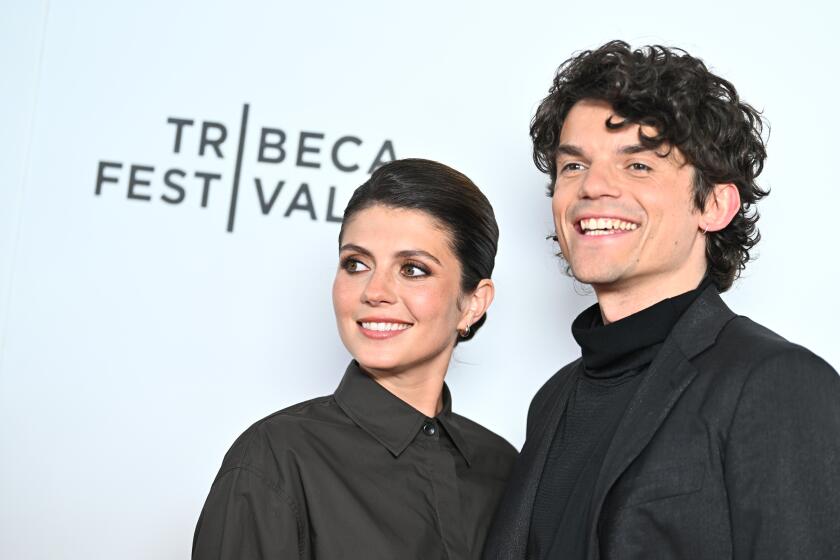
left=585, top=287, right=736, bottom=558
left=483, top=361, right=581, bottom=559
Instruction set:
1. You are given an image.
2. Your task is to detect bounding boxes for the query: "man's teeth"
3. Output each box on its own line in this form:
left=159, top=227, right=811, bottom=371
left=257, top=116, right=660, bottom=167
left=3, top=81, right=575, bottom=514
left=361, top=322, right=411, bottom=332
left=579, top=217, right=638, bottom=235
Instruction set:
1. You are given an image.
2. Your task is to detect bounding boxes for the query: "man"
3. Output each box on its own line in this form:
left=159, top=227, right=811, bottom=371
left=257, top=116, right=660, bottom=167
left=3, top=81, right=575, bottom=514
left=484, top=41, right=840, bottom=559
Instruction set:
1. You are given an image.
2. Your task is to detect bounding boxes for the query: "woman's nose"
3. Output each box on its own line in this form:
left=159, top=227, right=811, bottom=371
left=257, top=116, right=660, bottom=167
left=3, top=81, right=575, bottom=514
left=361, top=269, right=396, bottom=305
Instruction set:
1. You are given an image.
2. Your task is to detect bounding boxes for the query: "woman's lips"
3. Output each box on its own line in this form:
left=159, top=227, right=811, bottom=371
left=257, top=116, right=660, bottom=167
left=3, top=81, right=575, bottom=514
left=357, top=320, right=413, bottom=339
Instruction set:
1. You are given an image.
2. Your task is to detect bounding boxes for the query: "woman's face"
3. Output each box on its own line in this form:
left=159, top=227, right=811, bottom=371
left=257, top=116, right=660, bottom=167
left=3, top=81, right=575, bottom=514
left=333, top=205, right=470, bottom=379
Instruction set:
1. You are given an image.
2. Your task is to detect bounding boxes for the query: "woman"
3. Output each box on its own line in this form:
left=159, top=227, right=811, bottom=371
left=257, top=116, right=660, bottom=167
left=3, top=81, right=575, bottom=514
left=193, top=159, right=516, bottom=559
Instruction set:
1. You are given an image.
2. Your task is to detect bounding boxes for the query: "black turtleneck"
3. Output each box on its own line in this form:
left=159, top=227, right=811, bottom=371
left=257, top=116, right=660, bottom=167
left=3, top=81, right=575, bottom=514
left=528, top=278, right=712, bottom=560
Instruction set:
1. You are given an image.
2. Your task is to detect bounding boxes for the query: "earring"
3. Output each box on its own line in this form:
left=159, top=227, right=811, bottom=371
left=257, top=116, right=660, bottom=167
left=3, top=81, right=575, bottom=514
left=702, top=224, right=709, bottom=234
left=459, top=324, right=471, bottom=338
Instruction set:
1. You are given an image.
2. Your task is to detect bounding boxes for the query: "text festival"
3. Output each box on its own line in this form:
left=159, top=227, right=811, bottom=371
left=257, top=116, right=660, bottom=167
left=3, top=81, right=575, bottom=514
left=94, top=104, right=397, bottom=232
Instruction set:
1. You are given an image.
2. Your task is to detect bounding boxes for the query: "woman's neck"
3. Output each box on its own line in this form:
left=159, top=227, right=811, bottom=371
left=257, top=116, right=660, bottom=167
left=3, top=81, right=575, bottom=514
left=360, top=351, right=451, bottom=418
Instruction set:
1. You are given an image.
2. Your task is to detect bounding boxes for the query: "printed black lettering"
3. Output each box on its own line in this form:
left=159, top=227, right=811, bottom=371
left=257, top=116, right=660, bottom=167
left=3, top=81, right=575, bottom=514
left=127, top=165, right=154, bottom=201
left=255, top=178, right=285, bottom=214
left=258, top=128, right=287, bottom=163
left=95, top=161, right=122, bottom=195
left=331, top=136, right=362, bottom=172
left=167, top=118, right=194, bottom=154
left=296, top=131, right=324, bottom=168
left=326, top=186, right=344, bottom=223
left=284, top=183, right=317, bottom=220
left=368, top=140, right=396, bottom=174
left=194, top=171, right=222, bottom=207
left=199, top=122, right=227, bottom=158
left=162, top=168, right=186, bottom=204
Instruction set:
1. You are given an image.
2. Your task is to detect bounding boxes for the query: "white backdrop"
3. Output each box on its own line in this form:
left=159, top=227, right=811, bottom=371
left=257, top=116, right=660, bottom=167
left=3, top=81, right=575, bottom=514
left=2, top=1, right=838, bottom=558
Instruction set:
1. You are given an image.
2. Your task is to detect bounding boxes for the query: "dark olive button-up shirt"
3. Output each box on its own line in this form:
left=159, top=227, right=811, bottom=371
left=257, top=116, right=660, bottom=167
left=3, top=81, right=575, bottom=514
left=193, top=361, right=517, bottom=560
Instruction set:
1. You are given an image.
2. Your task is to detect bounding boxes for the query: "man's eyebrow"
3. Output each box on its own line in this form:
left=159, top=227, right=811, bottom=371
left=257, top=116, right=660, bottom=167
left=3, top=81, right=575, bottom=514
left=395, top=250, right=442, bottom=266
left=619, top=144, right=655, bottom=155
left=556, top=144, right=585, bottom=158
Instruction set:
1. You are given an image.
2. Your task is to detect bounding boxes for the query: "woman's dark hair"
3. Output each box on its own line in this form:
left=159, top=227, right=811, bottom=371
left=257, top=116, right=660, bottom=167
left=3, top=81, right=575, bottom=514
left=531, top=40, right=769, bottom=291
left=339, top=158, right=498, bottom=341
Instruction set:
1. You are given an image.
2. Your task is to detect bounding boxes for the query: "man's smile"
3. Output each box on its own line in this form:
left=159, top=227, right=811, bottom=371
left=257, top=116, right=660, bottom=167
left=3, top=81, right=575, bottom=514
left=574, top=216, right=640, bottom=236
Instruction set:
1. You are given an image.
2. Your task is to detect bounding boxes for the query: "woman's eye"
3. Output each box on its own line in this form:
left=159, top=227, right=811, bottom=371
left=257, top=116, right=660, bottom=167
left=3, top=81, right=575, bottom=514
left=401, top=264, right=429, bottom=278
left=342, top=258, right=370, bottom=273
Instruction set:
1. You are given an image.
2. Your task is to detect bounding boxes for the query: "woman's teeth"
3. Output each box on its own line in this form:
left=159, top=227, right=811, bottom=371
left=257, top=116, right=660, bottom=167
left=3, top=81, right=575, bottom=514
left=361, top=322, right=411, bottom=332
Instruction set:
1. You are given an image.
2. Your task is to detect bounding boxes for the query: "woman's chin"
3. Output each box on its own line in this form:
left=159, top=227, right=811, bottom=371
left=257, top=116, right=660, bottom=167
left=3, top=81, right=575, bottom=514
left=354, top=355, right=404, bottom=375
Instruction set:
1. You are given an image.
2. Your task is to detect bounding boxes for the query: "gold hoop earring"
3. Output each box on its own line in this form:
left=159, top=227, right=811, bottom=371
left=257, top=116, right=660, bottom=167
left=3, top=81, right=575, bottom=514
left=459, top=324, right=471, bottom=338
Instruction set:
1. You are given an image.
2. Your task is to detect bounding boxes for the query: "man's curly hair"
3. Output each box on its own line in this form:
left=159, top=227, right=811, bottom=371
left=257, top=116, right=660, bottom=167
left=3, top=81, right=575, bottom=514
left=532, top=40, right=769, bottom=291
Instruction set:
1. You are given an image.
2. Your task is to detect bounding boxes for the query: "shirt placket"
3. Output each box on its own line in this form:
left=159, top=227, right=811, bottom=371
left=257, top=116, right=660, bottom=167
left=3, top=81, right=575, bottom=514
left=419, top=418, right=468, bottom=560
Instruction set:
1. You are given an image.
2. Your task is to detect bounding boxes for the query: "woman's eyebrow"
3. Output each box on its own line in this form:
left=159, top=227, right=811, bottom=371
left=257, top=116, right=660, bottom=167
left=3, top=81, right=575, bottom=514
left=339, top=243, right=373, bottom=258
left=395, top=250, right=442, bottom=266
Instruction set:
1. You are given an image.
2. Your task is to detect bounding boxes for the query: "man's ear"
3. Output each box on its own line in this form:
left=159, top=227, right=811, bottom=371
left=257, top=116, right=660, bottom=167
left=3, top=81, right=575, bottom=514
left=700, top=183, right=741, bottom=233
left=459, top=279, right=495, bottom=332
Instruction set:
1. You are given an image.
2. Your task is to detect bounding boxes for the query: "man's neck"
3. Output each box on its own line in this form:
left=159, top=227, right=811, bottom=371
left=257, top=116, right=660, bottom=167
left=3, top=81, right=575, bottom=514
left=593, top=270, right=707, bottom=324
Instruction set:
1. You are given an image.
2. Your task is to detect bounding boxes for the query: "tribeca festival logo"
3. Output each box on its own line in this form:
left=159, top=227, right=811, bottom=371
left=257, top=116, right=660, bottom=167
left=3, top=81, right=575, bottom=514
left=94, top=104, right=397, bottom=232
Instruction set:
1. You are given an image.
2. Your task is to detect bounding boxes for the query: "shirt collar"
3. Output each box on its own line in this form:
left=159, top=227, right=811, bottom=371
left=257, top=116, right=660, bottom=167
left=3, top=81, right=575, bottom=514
left=333, top=361, right=472, bottom=465
left=572, top=276, right=713, bottom=374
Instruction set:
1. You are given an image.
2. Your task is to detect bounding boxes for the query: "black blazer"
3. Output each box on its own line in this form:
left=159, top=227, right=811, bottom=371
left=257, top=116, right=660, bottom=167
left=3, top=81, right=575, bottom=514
left=483, top=286, right=840, bottom=559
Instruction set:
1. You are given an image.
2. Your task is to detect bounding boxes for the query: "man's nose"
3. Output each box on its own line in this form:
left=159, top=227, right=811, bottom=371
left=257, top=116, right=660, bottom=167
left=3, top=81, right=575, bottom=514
left=578, top=162, right=621, bottom=199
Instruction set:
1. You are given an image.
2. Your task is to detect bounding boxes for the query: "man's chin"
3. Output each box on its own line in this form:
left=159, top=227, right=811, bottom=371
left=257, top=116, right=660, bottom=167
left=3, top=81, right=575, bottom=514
left=569, top=266, right=624, bottom=288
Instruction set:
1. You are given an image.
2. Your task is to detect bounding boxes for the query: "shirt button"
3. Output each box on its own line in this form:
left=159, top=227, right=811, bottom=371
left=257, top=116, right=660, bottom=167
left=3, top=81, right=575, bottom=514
left=422, top=421, right=437, bottom=436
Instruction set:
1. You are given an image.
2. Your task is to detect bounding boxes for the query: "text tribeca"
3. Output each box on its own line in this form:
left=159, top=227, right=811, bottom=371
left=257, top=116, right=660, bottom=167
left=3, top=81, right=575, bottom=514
left=94, top=104, right=397, bottom=232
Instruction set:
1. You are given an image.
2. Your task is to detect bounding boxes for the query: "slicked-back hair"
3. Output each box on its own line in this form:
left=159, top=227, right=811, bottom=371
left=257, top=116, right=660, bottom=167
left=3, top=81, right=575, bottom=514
left=339, top=158, right=498, bottom=342
left=532, top=40, right=769, bottom=291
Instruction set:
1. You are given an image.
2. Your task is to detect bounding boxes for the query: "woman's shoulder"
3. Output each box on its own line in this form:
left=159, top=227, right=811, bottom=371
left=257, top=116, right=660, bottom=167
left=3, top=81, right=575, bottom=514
left=214, top=394, right=352, bottom=484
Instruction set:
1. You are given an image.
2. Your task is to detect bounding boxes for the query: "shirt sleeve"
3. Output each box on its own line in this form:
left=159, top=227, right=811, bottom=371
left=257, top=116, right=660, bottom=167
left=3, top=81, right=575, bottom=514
left=725, top=347, right=840, bottom=558
left=192, top=466, right=306, bottom=560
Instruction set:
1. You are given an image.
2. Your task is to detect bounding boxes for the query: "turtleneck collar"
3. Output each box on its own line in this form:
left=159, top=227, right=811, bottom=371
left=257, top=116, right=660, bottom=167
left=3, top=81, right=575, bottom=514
left=572, top=277, right=714, bottom=377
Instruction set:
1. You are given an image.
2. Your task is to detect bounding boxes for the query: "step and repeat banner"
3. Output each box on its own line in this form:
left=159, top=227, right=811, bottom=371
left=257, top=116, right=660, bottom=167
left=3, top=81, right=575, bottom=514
left=2, top=1, right=838, bottom=558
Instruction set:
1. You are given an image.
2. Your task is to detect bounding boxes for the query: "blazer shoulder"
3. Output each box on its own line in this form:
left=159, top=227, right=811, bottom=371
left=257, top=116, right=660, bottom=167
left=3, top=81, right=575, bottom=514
left=702, top=314, right=838, bottom=389
left=527, top=358, right=581, bottom=434
left=721, top=315, right=832, bottom=365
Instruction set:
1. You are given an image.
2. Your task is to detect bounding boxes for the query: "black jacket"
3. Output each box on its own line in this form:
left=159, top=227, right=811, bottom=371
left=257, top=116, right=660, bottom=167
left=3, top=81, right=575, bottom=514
left=483, top=286, right=840, bottom=559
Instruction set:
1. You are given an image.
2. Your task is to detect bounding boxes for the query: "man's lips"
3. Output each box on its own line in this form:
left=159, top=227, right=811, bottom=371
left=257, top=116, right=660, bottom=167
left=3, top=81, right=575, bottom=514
left=356, top=319, right=413, bottom=339
left=574, top=216, right=640, bottom=236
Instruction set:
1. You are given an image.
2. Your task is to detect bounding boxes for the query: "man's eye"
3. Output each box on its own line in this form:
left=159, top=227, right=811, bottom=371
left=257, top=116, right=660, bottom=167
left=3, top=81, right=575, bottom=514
left=629, top=162, right=652, bottom=172
left=560, top=162, right=585, bottom=173
left=401, top=263, right=429, bottom=278
left=341, top=258, right=370, bottom=273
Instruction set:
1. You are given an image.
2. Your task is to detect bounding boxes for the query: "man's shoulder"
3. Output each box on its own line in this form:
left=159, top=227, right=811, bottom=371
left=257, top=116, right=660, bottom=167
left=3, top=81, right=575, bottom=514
left=526, top=358, right=582, bottom=431
left=698, top=313, right=838, bottom=389
left=534, top=357, right=581, bottom=398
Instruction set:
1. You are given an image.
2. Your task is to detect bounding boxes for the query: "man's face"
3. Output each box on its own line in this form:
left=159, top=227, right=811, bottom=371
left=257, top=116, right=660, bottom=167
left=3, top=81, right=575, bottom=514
left=552, top=99, right=707, bottom=297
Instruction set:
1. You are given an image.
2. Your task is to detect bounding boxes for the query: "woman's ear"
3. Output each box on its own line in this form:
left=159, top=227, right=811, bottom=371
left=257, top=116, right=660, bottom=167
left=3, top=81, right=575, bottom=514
left=700, top=183, right=741, bottom=233
left=459, top=279, right=495, bottom=331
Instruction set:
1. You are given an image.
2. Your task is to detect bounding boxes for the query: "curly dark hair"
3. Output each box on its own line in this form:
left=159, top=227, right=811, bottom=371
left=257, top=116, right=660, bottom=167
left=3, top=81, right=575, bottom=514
left=532, top=40, right=769, bottom=291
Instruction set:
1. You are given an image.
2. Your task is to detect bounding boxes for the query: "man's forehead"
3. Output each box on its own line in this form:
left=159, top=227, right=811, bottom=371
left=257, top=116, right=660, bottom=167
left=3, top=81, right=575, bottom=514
left=557, top=101, right=683, bottom=162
